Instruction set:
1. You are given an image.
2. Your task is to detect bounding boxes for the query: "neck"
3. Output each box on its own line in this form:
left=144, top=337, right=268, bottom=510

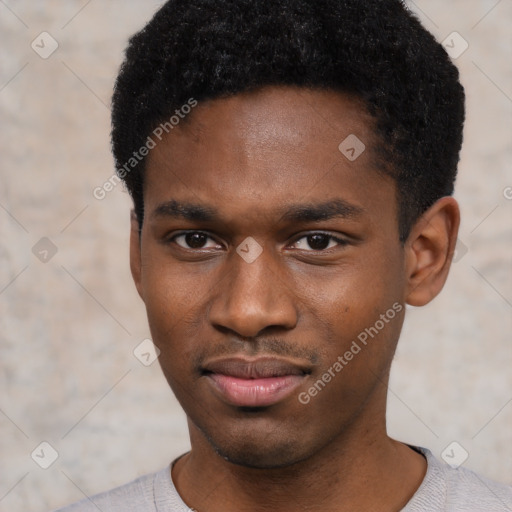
left=172, top=397, right=427, bottom=512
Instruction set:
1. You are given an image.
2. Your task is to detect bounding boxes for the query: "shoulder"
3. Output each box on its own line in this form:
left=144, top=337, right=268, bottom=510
left=443, top=462, right=512, bottom=511
left=404, top=446, right=512, bottom=512
left=51, top=466, right=168, bottom=512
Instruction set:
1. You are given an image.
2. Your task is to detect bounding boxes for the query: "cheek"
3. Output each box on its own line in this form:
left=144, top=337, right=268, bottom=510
left=141, top=244, right=205, bottom=317
left=301, top=280, right=404, bottom=417
left=300, top=250, right=405, bottom=364
left=140, top=254, right=206, bottom=362
left=305, top=249, right=401, bottom=314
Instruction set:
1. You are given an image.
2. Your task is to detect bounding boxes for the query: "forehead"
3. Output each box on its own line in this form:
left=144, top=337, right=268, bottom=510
left=143, top=86, right=396, bottom=229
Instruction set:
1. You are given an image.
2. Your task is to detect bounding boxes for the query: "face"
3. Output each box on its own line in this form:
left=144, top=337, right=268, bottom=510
left=132, top=86, right=409, bottom=469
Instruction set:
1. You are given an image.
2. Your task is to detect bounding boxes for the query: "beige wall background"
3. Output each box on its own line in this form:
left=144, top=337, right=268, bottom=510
left=0, top=1, right=511, bottom=510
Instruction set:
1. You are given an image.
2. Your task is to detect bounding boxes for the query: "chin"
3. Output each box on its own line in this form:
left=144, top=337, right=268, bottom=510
left=215, top=443, right=309, bottom=469
left=197, top=420, right=314, bottom=469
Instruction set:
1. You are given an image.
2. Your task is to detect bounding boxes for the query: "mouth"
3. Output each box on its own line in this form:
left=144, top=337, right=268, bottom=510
left=201, top=357, right=311, bottom=408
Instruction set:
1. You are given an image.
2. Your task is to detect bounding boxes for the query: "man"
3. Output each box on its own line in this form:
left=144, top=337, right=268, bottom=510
left=55, top=0, right=512, bottom=510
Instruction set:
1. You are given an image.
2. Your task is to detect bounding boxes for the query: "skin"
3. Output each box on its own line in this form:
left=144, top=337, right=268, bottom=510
left=129, top=85, right=460, bottom=512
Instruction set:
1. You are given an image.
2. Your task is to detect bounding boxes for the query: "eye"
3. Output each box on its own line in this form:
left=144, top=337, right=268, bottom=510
left=290, top=233, right=348, bottom=251
left=167, top=231, right=348, bottom=252
left=170, top=231, right=222, bottom=250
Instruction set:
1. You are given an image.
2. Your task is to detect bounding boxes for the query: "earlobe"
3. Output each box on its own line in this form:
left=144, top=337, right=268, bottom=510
left=404, top=197, right=460, bottom=307
left=129, top=210, right=144, bottom=301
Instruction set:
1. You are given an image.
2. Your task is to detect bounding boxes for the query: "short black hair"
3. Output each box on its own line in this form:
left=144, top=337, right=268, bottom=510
left=111, top=0, right=465, bottom=243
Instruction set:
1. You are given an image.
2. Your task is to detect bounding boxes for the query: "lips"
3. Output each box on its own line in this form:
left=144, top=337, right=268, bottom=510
left=201, top=357, right=310, bottom=407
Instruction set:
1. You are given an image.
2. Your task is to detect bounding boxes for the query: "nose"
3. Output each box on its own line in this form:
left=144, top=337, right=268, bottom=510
left=208, top=244, right=298, bottom=338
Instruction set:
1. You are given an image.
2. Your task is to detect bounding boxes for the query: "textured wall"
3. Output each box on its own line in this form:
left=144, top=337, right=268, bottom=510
left=0, top=1, right=510, bottom=511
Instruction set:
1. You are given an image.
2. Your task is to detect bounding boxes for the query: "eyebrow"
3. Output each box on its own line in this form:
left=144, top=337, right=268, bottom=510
left=151, top=198, right=365, bottom=224
left=278, top=199, right=364, bottom=222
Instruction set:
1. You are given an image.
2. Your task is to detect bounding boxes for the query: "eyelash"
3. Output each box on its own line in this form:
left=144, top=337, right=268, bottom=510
left=167, top=231, right=349, bottom=252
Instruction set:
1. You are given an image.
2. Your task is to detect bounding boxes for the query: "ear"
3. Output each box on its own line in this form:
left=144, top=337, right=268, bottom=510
left=129, top=209, right=144, bottom=301
left=404, top=196, right=460, bottom=306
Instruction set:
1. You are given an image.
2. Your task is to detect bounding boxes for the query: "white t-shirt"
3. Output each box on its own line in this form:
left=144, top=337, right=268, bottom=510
left=53, top=446, right=512, bottom=511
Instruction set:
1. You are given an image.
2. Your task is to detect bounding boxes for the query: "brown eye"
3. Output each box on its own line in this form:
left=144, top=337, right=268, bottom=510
left=171, top=232, right=221, bottom=250
left=291, top=233, right=347, bottom=251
